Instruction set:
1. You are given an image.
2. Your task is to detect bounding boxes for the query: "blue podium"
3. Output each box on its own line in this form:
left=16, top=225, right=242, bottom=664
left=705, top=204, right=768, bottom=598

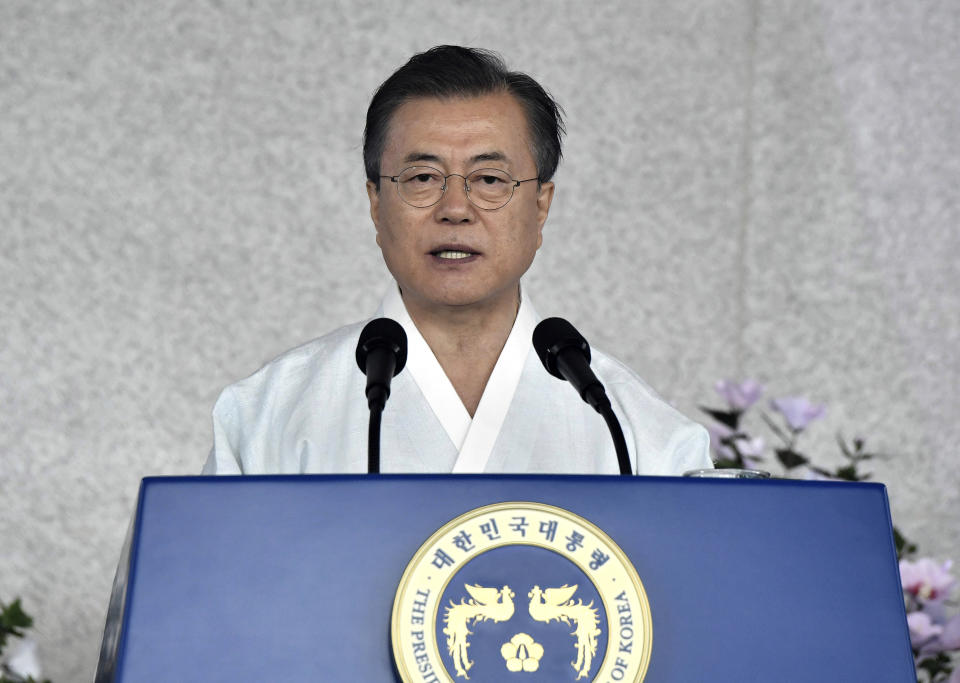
left=96, top=474, right=914, bottom=682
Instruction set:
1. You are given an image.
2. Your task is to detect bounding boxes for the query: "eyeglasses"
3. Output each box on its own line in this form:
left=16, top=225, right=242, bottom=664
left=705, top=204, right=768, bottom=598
left=379, top=166, right=539, bottom=210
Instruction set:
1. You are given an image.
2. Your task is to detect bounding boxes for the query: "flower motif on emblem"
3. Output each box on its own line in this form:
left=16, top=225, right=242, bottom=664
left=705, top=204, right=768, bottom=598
left=500, top=632, right=544, bottom=672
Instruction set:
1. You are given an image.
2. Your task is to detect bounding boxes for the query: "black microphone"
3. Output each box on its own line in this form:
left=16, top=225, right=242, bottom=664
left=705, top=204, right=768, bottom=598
left=533, top=318, right=611, bottom=411
left=356, top=318, right=407, bottom=473
left=532, top=317, right=633, bottom=475
left=356, top=318, right=408, bottom=409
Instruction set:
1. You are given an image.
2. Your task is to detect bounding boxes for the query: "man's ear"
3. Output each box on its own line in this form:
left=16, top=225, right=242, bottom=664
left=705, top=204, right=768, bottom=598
left=535, top=181, right=555, bottom=248
left=366, top=180, right=382, bottom=246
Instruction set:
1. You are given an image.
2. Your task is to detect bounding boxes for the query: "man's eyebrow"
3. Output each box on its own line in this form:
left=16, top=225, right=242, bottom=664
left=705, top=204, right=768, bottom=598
left=400, top=151, right=512, bottom=166
left=402, top=152, right=442, bottom=165
left=471, top=151, right=509, bottom=164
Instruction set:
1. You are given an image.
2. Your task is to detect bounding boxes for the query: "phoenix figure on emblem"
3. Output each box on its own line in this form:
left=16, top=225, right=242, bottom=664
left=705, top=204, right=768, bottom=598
left=443, top=584, right=516, bottom=679
left=528, top=584, right=601, bottom=680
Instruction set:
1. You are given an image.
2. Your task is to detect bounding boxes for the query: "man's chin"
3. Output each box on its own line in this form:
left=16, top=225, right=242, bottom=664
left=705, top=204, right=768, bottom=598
left=399, top=283, right=520, bottom=316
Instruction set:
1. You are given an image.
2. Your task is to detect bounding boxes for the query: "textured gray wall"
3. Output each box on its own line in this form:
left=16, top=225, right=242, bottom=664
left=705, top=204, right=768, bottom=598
left=2, top=1, right=958, bottom=679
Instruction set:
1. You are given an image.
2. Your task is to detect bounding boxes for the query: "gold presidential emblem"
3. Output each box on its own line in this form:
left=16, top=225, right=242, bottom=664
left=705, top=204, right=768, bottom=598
left=391, top=502, right=653, bottom=682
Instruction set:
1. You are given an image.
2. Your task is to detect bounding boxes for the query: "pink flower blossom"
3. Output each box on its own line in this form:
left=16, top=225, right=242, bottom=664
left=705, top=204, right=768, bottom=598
left=900, top=558, right=956, bottom=602
left=706, top=422, right=733, bottom=458
left=714, top=379, right=764, bottom=412
left=940, top=615, right=960, bottom=650
left=736, top=437, right=765, bottom=469
left=920, top=614, right=960, bottom=654
left=707, top=422, right=765, bottom=468
left=907, top=611, right=943, bottom=649
left=770, top=396, right=826, bottom=431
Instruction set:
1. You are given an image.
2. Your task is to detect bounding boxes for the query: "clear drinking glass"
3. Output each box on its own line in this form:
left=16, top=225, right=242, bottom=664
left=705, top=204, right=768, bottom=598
left=683, top=468, right=771, bottom=479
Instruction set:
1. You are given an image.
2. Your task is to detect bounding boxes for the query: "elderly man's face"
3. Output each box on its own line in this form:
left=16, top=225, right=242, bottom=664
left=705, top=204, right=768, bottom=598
left=366, top=93, right=554, bottom=316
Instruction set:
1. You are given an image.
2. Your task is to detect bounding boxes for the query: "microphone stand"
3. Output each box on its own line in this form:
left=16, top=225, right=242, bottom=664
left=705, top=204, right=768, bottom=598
left=538, top=318, right=634, bottom=476
left=574, top=378, right=632, bottom=476
left=355, top=317, right=407, bottom=475
left=363, top=358, right=393, bottom=475
left=368, top=404, right=383, bottom=474
left=600, top=404, right=632, bottom=476
left=556, top=347, right=633, bottom=477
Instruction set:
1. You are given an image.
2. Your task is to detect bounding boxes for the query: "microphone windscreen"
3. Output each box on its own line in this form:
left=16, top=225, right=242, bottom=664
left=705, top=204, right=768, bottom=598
left=532, top=317, right=592, bottom=380
left=356, top=318, right=408, bottom=376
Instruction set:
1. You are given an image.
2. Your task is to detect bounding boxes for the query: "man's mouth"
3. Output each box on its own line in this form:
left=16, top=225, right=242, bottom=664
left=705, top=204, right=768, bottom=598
left=433, top=250, right=474, bottom=260
left=430, top=246, right=479, bottom=260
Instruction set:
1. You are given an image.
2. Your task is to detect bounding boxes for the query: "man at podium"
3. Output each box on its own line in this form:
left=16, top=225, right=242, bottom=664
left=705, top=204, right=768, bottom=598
left=203, top=46, right=710, bottom=477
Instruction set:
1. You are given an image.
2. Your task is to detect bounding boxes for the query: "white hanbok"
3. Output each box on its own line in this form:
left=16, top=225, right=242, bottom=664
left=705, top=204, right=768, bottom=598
left=203, top=285, right=710, bottom=475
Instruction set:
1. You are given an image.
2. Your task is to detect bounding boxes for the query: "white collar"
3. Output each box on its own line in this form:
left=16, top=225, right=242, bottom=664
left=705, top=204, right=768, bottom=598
left=380, top=282, right=538, bottom=472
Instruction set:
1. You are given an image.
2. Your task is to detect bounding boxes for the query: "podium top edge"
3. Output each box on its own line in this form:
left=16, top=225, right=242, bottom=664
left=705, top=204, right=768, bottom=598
left=138, top=473, right=887, bottom=492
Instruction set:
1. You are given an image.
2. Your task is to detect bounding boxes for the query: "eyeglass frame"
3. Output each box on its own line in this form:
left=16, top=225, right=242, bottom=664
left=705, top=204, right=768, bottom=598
left=378, top=165, right=541, bottom=211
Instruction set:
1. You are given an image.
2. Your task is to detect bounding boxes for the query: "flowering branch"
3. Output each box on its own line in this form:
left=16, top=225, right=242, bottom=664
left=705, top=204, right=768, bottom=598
left=701, top=379, right=959, bottom=682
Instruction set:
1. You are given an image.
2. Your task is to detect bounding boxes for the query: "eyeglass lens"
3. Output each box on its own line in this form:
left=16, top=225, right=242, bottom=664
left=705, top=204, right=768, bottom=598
left=395, top=167, right=515, bottom=209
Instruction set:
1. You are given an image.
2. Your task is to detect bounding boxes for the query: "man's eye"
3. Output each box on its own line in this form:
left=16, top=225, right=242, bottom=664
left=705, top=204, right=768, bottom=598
left=476, top=175, right=505, bottom=185
left=405, top=173, right=439, bottom=184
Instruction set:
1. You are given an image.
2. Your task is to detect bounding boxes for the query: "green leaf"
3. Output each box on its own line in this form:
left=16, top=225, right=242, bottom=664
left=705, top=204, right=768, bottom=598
left=1, top=599, right=34, bottom=631
left=916, top=652, right=952, bottom=678
left=776, top=448, right=808, bottom=470
left=893, top=527, right=918, bottom=559
left=835, top=465, right=870, bottom=482
left=0, top=598, right=35, bottom=655
left=699, top=406, right=740, bottom=430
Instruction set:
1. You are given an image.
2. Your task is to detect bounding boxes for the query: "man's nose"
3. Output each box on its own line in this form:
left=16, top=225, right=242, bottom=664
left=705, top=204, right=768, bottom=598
left=435, top=174, right=474, bottom=222
left=442, top=174, right=472, bottom=199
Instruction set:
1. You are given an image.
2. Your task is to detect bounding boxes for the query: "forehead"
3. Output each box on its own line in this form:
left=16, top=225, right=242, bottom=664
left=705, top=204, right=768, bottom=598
left=381, top=93, right=535, bottom=169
